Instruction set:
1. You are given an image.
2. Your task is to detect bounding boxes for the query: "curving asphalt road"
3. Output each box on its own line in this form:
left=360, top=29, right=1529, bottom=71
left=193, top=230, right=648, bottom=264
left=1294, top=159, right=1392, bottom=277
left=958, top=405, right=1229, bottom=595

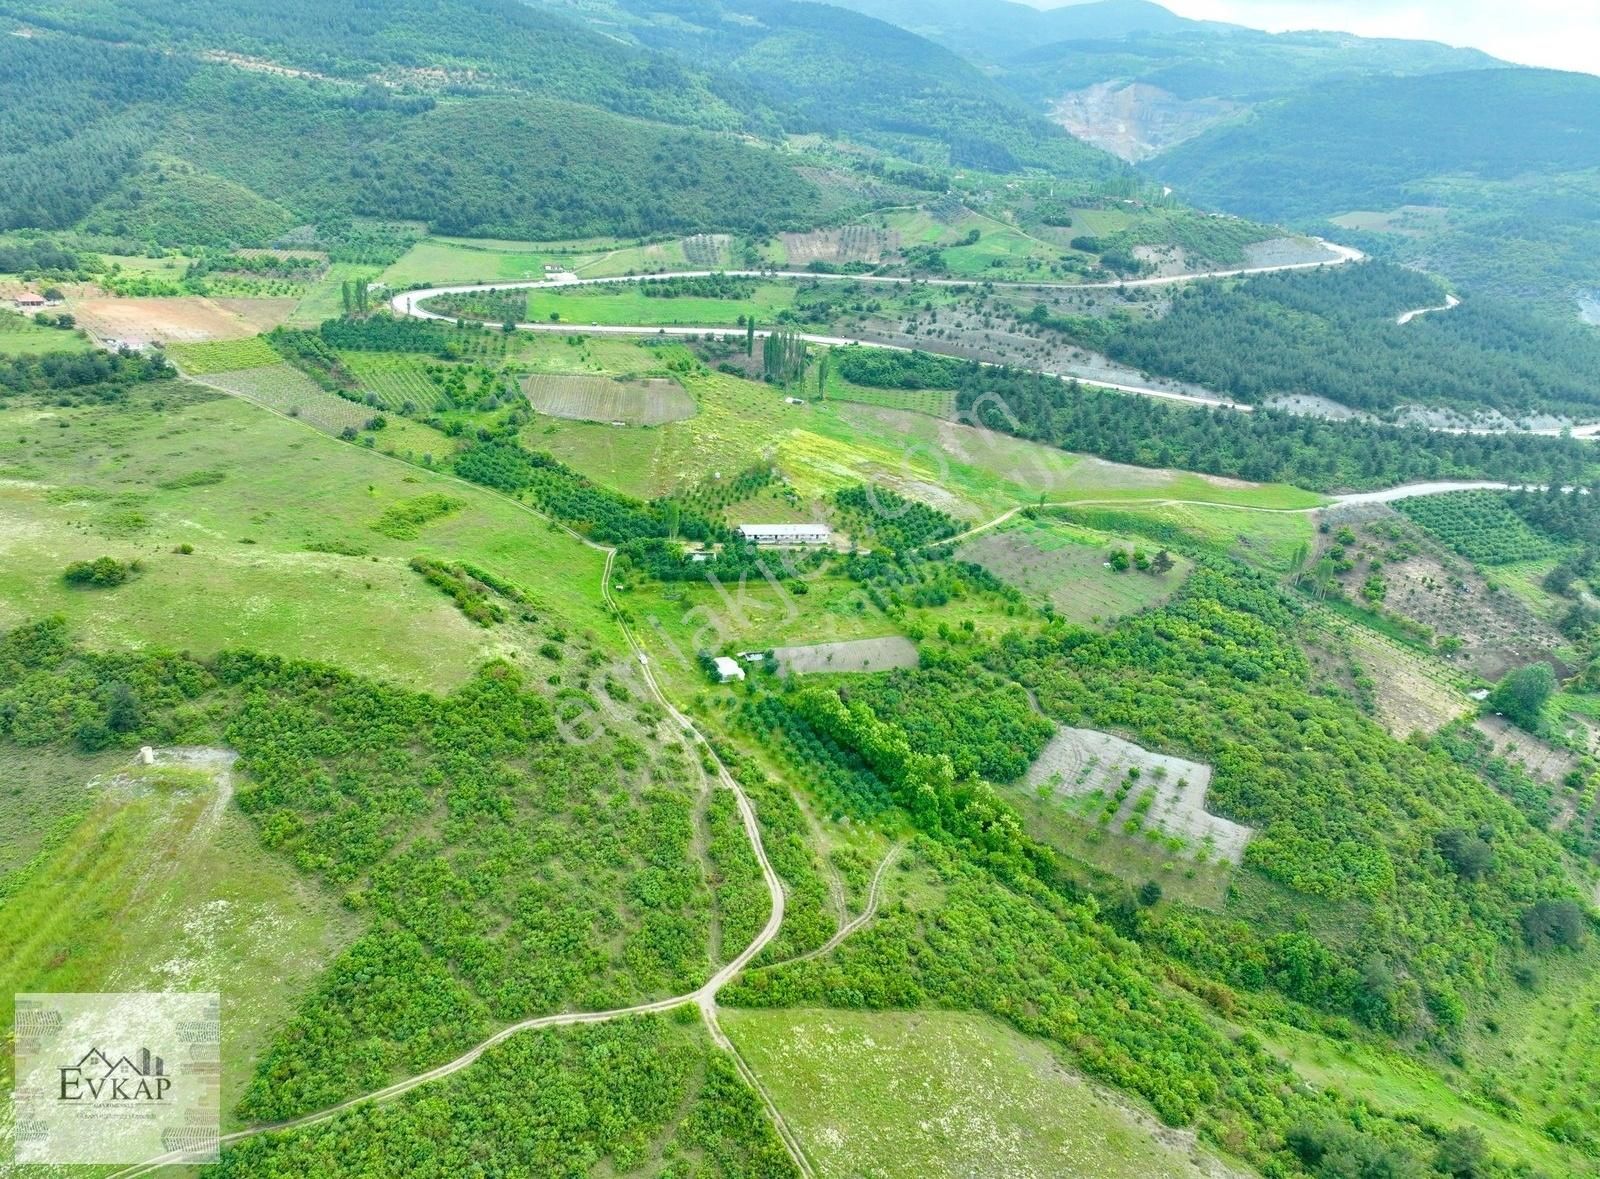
left=390, top=237, right=1362, bottom=309
left=388, top=241, right=1364, bottom=416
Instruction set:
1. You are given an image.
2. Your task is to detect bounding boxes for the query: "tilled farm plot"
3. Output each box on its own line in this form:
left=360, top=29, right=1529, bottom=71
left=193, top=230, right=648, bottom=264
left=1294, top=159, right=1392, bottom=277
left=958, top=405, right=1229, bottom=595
left=1025, top=727, right=1251, bottom=866
left=774, top=636, right=919, bottom=676
left=523, top=373, right=695, bottom=426
left=780, top=225, right=898, bottom=265
left=71, top=296, right=261, bottom=346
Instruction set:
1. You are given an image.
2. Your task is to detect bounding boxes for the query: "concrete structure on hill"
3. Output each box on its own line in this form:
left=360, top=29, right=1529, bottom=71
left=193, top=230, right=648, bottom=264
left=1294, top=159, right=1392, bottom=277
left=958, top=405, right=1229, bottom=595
left=737, top=523, right=832, bottom=546
left=712, top=656, right=746, bottom=683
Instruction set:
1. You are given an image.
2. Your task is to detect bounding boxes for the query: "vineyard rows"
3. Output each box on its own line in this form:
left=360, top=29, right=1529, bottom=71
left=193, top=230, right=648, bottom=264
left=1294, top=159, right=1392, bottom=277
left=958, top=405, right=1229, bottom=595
left=1397, top=492, right=1565, bottom=566
left=523, top=372, right=695, bottom=426
left=203, top=363, right=375, bottom=434
left=829, top=383, right=955, bottom=418
left=168, top=336, right=281, bottom=375
left=341, top=352, right=452, bottom=412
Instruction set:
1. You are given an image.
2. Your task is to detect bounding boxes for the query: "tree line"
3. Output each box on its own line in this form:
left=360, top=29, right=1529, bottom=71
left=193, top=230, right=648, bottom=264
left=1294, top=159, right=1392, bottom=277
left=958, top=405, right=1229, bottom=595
left=835, top=347, right=1600, bottom=491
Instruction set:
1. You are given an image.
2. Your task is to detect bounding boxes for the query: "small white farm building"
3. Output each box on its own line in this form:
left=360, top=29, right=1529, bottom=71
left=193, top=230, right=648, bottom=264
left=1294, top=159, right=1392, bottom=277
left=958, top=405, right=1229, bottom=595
left=713, top=656, right=746, bottom=683
left=737, top=523, right=832, bottom=546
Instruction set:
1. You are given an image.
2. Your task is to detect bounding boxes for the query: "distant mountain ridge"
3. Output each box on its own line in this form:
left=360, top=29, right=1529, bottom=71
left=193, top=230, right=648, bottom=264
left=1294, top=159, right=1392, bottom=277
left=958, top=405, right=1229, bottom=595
left=1151, top=68, right=1600, bottom=222
left=828, top=0, right=1505, bottom=162
left=828, top=0, right=1213, bottom=61
left=1149, top=68, right=1600, bottom=308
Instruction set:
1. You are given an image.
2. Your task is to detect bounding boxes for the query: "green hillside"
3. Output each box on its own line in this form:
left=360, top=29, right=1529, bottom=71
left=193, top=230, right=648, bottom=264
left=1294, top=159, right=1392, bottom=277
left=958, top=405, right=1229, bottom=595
left=1150, top=69, right=1600, bottom=304
left=0, top=0, right=756, bottom=130
left=1153, top=69, right=1600, bottom=221
left=0, top=28, right=822, bottom=243
left=543, top=0, right=1120, bottom=177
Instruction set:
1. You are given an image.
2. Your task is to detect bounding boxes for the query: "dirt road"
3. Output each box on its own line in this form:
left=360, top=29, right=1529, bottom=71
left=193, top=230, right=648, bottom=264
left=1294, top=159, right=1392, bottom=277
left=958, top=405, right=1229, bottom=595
left=108, top=417, right=811, bottom=1179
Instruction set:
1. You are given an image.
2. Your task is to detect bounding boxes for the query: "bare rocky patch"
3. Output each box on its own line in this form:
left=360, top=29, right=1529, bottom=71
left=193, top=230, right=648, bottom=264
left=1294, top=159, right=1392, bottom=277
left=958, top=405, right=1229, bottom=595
left=1025, top=727, right=1251, bottom=867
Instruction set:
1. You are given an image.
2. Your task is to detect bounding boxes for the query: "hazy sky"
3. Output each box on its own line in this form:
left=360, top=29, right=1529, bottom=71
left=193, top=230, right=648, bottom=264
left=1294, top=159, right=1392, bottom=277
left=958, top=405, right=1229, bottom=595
left=1043, top=1, right=1600, bottom=75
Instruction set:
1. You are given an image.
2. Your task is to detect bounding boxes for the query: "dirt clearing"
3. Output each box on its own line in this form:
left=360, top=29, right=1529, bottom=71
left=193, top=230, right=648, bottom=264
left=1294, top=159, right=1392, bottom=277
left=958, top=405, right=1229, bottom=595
left=774, top=636, right=919, bottom=676
left=69, top=296, right=262, bottom=346
left=211, top=297, right=299, bottom=333
left=780, top=225, right=898, bottom=266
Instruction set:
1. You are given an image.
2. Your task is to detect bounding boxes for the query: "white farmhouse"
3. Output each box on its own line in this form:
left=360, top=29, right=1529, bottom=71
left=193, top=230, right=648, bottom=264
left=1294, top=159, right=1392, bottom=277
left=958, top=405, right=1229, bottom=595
left=737, top=523, right=832, bottom=546
left=712, top=656, right=746, bottom=683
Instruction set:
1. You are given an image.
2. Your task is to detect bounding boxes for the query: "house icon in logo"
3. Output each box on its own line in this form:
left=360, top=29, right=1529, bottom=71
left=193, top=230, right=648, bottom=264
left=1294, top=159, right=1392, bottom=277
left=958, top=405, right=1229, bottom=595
left=59, top=1047, right=171, bottom=1102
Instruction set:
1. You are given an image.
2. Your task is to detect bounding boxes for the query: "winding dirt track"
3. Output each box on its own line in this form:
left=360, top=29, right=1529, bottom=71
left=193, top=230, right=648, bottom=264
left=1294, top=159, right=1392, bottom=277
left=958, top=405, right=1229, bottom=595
left=1396, top=293, right=1461, bottom=325
left=126, top=281, right=1500, bottom=1176
left=108, top=383, right=813, bottom=1179
left=779, top=841, right=905, bottom=968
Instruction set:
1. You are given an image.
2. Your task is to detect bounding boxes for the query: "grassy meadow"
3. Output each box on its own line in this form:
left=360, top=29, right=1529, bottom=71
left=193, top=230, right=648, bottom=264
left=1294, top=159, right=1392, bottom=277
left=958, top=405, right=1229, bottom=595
left=0, top=311, right=94, bottom=357
left=957, top=515, right=1192, bottom=626
left=724, top=1008, right=1234, bottom=1179
left=0, top=755, right=357, bottom=1119
left=0, top=384, right=617, bottom=691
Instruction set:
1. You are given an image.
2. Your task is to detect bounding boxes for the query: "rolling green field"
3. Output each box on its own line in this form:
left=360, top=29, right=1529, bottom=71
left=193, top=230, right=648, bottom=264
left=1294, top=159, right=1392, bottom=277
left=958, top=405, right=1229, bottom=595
left=1052, top=500, right=1317, bottom=572
left=958, top=515, right=1192, bottom=626
left=505, top=338, right=1324, bottom=524
left=0, top=384, right=617, bottom=690
left=724, top=1008, right=1233, bottom=1179
left=381, top=235, right=696, bottom=288
left=0, top=754, right=358, bottom=1120
left=870, top=207, right=1061, bottom=279
left=0, top=311, right=94, bottom=356
left=284, top=262, right=381, bottom=329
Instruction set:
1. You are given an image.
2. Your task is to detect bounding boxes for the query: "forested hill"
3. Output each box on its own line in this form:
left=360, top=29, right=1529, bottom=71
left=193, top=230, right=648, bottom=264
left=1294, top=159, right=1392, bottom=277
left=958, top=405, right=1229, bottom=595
left=0, top=29, right=821, bottom=242
left=1147, top=68, right=1600, bottom=306
left=1079, top=263, right=1600, bottom=417
left=822, top=0, right=1203, bottom=63
left=539, top=0, right=1119, bottom=178
left=0, top=0, right=1125, bottom=243
left=1151, top=69, right=1600, bottom=222
left=0, top=0, right=758, bottom=131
